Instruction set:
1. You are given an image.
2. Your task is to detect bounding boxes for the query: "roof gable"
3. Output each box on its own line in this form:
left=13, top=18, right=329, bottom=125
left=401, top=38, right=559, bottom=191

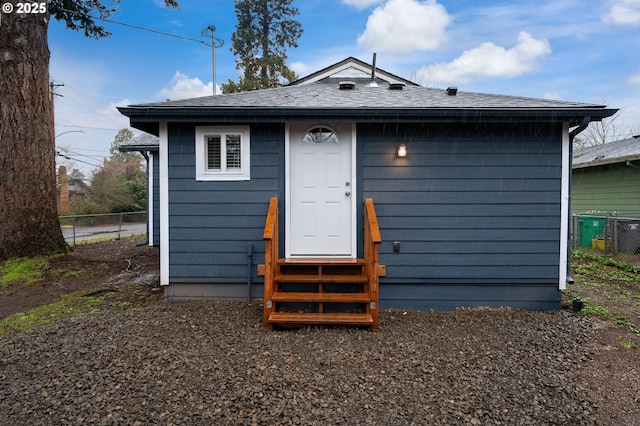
left=289, top=56, right=418, bottom=86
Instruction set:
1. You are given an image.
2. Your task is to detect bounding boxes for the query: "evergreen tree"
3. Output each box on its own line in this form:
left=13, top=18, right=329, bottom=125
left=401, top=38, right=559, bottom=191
left=0, top=0, right=177, bottom=260
left=222, top=0, right=302, bottom=93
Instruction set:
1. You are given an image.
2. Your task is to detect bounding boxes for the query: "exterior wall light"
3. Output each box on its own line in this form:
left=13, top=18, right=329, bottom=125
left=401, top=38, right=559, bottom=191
left=397, top=143, right=407, bottom=158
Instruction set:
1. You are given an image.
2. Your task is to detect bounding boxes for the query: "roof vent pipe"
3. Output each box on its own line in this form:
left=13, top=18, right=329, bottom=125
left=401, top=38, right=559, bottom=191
left=371, top=52, right=377, bottom=82
left=367, top=52, right=379, bottom=87
left=446, top=86, right=458, bottom=96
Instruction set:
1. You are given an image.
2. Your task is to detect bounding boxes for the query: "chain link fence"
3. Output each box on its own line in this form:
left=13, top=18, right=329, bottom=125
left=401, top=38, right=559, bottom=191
left=59, top=212, right=147, bottom=246
left=571, top=213, right=640, bottom=256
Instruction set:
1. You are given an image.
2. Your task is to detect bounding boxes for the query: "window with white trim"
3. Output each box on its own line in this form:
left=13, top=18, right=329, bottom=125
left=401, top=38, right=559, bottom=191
left=195, top=126, right=250, bottom=181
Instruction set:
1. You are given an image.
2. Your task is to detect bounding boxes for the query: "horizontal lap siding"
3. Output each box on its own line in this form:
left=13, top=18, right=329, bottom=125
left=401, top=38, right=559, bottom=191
left=168, top=123, right=281, bottom=282
left=360, top=123, right=562, bottom=308
left=572, top=164, right=640, bottom=214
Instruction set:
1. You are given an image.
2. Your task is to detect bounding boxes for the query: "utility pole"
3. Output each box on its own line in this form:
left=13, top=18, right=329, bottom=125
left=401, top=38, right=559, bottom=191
left=49, top=82, right=64, bottom=140
left=200, top=25, right=224, bottom=95
left=50, top=82, right=64, bottom=210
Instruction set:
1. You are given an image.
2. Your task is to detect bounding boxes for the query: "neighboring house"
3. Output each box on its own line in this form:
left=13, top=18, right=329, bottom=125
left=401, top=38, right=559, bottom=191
left=118, top=57, right=616, bottom=326
left=119, top=132, right=160, bottom=254
left=57, top=165, right=89, bottom=215
left=572, top=135, right=640, bottom=214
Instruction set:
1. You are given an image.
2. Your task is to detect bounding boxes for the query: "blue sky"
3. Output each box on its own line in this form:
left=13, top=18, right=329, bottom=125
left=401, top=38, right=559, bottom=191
left=49, top=0, right=640, bottom=176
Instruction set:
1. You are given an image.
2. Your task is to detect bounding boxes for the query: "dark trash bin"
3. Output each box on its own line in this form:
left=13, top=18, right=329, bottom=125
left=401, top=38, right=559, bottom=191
left=615, top=218, right=640, bottom=253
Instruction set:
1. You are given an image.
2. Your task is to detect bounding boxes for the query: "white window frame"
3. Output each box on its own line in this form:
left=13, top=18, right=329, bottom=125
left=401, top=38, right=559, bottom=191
left=195, top=126, right=251, bottom=181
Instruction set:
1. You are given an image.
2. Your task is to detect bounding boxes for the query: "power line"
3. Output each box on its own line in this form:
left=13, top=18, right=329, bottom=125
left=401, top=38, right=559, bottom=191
left=56, top=124, right=124, bottom=131
left=62, top=83, right=153, bottom=103
left=60, top=8, right=216, bottom=47
left=55, top=150, right=103, bottom=168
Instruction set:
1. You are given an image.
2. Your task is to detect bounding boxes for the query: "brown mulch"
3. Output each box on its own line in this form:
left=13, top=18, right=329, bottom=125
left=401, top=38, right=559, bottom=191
left=0, top=239, right=638, bottom=425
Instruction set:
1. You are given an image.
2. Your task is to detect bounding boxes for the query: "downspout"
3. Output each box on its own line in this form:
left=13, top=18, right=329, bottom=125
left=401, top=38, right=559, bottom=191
left=247, top=243, right=253, bottom=302
left=566, top=116, right=591, bottom=284
left=136, top=151, right=151, bottom=247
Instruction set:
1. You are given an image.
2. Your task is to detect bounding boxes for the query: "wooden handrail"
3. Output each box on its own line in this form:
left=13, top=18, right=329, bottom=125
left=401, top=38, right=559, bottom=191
left=263, top=197, right=278, bottom=240
left=364, top=198, right=383, bottom=329
left=364, top=198, right=382, bottom=244
left=261, top=197, right=278, bottom=326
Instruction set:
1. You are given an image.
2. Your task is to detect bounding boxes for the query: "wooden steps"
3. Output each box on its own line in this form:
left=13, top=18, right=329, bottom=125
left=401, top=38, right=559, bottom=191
left=262, top=258, right=375, bottom=327
left=268, top=312, right=374, bottom=326
left=260, top=197, right=384, bottom=329
left=274, top=274, right=368, bottom=284
left=270, top=291, right=371, bottom=303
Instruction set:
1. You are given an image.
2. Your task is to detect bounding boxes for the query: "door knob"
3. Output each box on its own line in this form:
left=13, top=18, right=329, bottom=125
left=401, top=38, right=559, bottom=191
left=345, top=191, right=351, bottom=196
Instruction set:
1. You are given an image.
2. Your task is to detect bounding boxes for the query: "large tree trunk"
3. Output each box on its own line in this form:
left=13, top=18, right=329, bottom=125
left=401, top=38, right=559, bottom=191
left=0, top=3, right=68, bottom=260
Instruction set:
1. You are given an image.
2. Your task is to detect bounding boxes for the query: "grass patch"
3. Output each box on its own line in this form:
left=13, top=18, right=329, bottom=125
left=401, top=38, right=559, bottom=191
left=615, top=316, right=640, bottom=335
left=620, top=341, right=638, bottom=349
left=0, top=292, right=104, bottom=338
left=110, top=300, right=133, bottom=309
left=571, top=250, right=640, bottom=276
left=51, top=268, right=83, bottom=279
left=578, top=299, right=610, bottom=317
left=0, top=257, right=49, bottom=287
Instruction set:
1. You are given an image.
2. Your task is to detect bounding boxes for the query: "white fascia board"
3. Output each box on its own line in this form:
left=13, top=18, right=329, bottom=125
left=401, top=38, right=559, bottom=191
left=159, top=122, right=169, bottom=286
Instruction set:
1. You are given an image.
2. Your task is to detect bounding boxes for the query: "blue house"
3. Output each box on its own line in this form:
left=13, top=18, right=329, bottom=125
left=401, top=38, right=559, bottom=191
left=119, top=57, right=616, bottom=328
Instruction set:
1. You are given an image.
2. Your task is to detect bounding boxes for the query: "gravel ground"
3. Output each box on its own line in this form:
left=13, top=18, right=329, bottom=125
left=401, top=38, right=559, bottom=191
left=0, top=303, right=595, bottom=425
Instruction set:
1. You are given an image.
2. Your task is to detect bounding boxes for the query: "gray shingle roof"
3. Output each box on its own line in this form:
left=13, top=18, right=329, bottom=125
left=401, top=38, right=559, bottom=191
left=132, top=81, right=603, bottom=110
left=119, top=57, right=617, bottom=136
left=119, top=132, right=159, bottom=152
left=573, top=136, right=640, bottom=168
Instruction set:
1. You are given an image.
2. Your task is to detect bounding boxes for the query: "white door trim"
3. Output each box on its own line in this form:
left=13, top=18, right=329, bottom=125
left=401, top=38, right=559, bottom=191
left=285, top=122, right=357, bottom=258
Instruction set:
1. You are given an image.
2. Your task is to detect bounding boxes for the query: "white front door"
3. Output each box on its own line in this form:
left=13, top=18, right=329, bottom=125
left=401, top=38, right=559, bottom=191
left=288, top=123, right=354, bottom=257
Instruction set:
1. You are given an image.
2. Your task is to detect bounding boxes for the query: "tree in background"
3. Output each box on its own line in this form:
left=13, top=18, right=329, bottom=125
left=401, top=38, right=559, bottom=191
left=75, top=129, right=146, bottom=214
left=573, top=100, right=640, bottom=149
left=221, top=0, right=302, bottom=93
left=574, top=113, right=639, bottom=149
left=0, top=0, right=177, bottom=260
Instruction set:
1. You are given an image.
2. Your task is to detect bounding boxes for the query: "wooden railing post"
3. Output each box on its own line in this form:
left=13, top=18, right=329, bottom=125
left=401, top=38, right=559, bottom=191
left=364, top=198, right=383, bottom=329
left=261, top=197, right=279, bottom=327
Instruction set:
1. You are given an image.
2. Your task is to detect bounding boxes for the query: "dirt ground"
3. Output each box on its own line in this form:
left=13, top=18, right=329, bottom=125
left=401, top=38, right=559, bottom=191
left=0, top=237, right=162, bottom=320
left=1, top=239, right=639, bottom=424
left=568, top=253, right=640, bottom=425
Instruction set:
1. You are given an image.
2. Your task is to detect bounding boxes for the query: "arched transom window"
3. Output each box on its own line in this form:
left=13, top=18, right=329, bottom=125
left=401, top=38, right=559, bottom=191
left=302, top=126, right=340, bottom=144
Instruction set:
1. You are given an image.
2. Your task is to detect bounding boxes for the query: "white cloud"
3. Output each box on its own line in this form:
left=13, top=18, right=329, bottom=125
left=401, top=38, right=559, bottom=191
left=342, top=0, right=384, bottom=9
left=156, top=71, right=216, bottom=100
left=290, top=61, right=312, bottom=76
left=543, top=92, right=562, bottom=101
left=416, top=31, right=551, bottom=84
left=629, top=74, right=640, bottom=84
left=603, top=0, right=640, bottom=26
left=96, top=99, right=134, bottom=130
left=357, top=0, right=451, bottom=54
